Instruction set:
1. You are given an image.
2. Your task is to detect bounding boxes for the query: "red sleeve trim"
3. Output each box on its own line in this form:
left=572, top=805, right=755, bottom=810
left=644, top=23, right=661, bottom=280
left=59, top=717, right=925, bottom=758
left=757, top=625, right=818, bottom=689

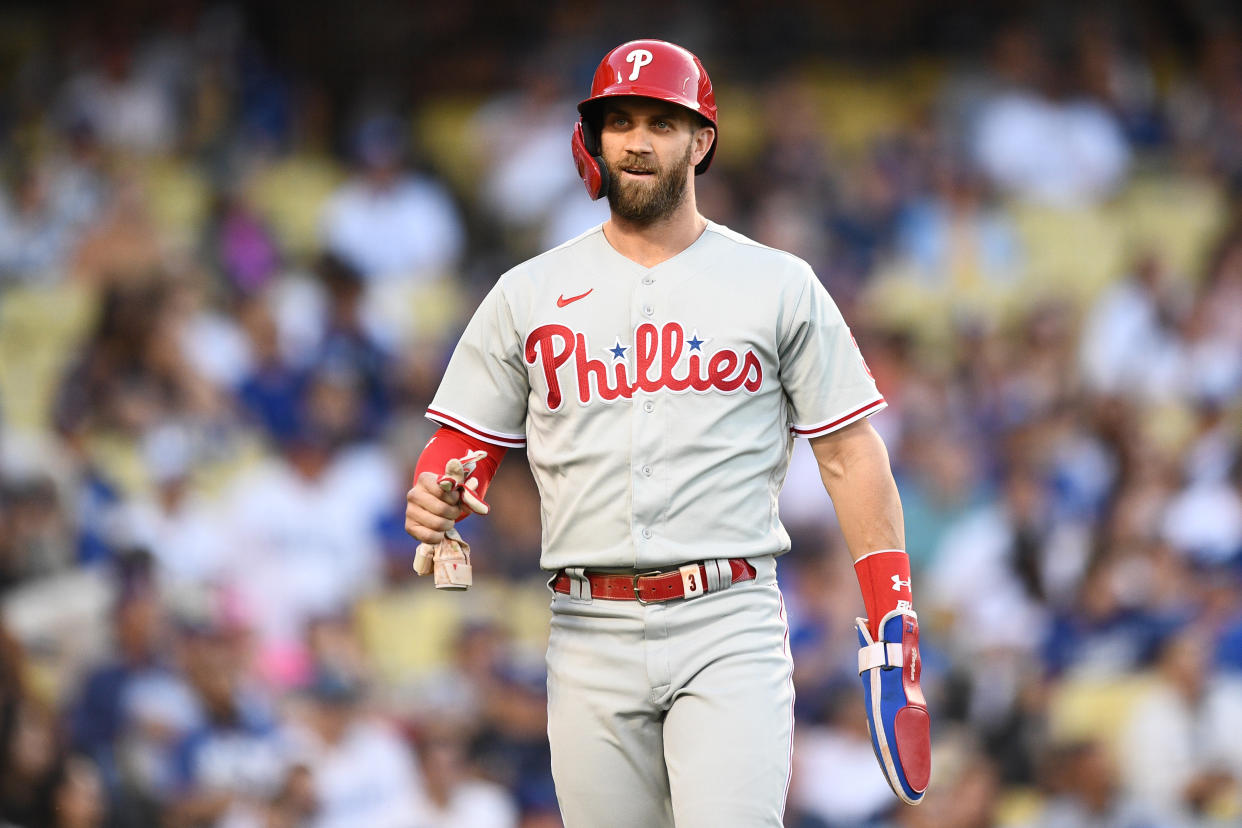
left=426, top=407, right=526, bottom=448
left=791, top=397, right=887, bottom=438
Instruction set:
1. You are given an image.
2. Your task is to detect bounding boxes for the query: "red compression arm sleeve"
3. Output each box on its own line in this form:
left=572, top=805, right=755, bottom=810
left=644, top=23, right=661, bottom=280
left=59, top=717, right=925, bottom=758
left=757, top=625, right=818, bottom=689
left=854, top=549, right=914, bottom=640
left=414, top=426, right=508, bottom=520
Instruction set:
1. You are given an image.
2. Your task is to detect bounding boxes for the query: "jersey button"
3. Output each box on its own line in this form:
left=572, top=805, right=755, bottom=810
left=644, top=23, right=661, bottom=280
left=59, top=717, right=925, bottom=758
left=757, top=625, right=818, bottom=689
left=642, top=276, right=654, bottom=285
left=641, top=465, right=652, bottom=477
left=642, top=304, right=654, bottom=316
left=643, top=400, right=654, bottom=413
left=641, top=528, right=652, bottom=539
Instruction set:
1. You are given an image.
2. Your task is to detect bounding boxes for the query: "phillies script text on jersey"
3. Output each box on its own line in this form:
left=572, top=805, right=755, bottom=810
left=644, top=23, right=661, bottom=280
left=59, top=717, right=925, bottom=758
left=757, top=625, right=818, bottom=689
left=525, top=321, right=763, bottom=409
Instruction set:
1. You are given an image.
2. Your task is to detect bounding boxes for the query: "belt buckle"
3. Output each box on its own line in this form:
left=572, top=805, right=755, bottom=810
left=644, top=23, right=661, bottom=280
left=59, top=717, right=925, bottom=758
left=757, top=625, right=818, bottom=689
left=632, top=570, right=664, bottom=604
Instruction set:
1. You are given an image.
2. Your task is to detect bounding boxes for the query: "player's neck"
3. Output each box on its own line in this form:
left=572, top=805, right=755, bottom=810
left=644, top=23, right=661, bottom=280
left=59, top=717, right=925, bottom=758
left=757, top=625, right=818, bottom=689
left=603, top=200, right=708, bottom=269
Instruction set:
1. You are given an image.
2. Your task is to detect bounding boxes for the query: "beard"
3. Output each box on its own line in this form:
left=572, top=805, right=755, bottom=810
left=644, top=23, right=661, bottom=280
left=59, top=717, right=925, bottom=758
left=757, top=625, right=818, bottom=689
left=605, top=141, right=693, bottom=225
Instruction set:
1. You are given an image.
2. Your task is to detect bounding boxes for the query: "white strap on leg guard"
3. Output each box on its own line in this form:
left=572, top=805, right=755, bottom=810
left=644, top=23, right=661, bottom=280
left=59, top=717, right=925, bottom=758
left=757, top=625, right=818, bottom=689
left=858, top=642, right=905, bottom=674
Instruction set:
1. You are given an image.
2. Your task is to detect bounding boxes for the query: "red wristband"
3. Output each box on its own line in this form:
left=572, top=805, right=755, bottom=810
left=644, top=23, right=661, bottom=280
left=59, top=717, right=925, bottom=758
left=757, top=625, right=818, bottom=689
left=854, top=549, right=913, bottom=640
left=414, top=426, right=508, bottom=520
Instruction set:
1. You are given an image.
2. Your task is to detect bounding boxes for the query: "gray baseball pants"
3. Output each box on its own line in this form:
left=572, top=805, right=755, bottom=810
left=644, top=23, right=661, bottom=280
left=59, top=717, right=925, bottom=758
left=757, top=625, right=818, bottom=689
left=545, top=556, right=795, bottom=827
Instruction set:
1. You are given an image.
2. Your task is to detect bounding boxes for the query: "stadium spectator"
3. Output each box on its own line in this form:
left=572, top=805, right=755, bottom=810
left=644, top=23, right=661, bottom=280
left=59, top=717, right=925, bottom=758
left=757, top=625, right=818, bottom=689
left=285, top=669, right=425, bottom=828
left=320, top=114, right=464, bottom=286
left=412, top=728, right=518, bottom=827
left=163, top=620, right=289, bottom=828
left=57, top=37, right=178, bottom=156
left=1118, top=625, right=1242, bottom=823
left=972, top=24, right=1131, bottom=206
left=1033, top=739, right=1153, bottom=828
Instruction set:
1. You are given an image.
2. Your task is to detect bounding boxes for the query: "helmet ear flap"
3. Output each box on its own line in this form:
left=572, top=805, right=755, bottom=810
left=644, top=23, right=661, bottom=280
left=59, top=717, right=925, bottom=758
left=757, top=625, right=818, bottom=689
left=571, top=121, right=610, bottom=200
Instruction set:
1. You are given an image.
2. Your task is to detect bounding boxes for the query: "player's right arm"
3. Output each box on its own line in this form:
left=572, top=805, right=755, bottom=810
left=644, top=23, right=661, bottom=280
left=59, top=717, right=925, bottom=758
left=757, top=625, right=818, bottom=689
left=408, top=275, right=528, bottom=546
left=405, top=426, right=509, bottom=544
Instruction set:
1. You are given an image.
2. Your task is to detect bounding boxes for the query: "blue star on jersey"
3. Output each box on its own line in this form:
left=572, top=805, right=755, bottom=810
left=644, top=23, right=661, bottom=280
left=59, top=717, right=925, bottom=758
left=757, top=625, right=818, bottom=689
left=606, top=333, right=705, bottom=362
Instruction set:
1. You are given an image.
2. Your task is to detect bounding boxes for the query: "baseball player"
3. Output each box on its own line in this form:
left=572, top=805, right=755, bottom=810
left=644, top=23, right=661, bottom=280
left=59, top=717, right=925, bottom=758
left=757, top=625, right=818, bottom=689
left=405, top=39, right=930, bottom=826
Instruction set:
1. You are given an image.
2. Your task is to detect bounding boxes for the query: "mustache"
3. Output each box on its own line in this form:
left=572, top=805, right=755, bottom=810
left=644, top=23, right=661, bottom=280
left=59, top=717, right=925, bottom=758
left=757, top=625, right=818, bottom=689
left=614, top=155, right=658, bottom=173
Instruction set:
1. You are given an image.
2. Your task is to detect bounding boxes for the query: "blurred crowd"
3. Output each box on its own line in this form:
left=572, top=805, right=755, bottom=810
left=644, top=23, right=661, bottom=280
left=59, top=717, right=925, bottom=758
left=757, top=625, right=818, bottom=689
left=2, top=2, right=1242, bottom=827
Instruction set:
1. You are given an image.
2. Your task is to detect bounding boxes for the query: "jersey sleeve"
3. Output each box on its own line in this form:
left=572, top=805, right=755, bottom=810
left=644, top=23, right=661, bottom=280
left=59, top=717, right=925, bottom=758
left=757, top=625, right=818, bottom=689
left=427, top=281, right=529, bottom=447
left=778, top=267, right=886, bottom=438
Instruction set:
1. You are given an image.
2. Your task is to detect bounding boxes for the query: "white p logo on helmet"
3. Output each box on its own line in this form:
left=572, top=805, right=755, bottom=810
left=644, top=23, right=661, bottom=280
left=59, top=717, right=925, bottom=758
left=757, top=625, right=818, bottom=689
left=626, top=49, right=653, bottom=81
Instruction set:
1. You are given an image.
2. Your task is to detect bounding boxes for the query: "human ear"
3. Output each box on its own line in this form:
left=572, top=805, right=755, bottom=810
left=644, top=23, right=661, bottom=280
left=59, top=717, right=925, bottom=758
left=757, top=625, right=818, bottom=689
left=691, top=126, right=716, bottom=167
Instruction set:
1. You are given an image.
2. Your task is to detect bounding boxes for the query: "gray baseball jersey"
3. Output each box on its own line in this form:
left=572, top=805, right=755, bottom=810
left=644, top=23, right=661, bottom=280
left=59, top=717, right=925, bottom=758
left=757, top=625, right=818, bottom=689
left=427, top=221, right=885, bottom=571
left=427, top=220, right=885, bottom=826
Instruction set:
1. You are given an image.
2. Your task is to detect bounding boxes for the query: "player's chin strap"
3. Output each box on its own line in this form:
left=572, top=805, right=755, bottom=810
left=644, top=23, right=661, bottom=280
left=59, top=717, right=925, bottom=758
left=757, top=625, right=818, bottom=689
left=856, top=608, right=931, bottom=805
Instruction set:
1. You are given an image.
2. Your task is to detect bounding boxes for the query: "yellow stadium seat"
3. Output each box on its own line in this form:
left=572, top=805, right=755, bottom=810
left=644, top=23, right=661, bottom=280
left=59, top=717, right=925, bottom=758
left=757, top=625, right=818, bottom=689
left=355, top=575, right=551, bottom=687
left=1047, top=672, right=1158, bottom=756
left=800, top=61, right=946, bottom=154
left=137, top=157, right=212, bottom=251
left=415, top=98, right=489, bottom=194
left=355, top=582, right=467, bottom=684
left=245, top=152, right=345, bottom=262
left=1118, top=174, right=1227, bottom=281
left=711, top=88, right=764, bottom=165
left=0, top=282, right=96, bottom=433
left=1010, top=202, right=1128, bottom=305
left=996, top=787, right=1047, bottom=826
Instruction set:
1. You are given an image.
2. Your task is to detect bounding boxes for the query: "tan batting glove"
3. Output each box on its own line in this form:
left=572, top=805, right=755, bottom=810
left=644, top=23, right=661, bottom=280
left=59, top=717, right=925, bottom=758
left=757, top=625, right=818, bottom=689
left=413, top=528, right=473, bottom=589
left=412, top=450, right=489, bottom=589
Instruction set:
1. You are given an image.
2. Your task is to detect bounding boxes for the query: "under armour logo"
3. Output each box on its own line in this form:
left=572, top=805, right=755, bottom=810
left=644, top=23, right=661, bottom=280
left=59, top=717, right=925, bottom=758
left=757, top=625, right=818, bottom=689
left=891, top=575, right=911, bottom=592
left=626, top=49, right=653, bottom=81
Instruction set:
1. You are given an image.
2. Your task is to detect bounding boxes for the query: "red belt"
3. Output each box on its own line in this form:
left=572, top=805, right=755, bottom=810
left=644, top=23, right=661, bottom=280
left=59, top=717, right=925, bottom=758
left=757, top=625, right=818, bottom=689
left=551, top=559, right=757, bottom=603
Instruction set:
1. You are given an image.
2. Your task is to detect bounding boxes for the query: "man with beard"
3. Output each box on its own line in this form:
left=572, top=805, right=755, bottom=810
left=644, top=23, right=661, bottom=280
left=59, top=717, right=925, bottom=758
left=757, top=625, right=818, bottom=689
left=404, top=39, right=930, bottom=826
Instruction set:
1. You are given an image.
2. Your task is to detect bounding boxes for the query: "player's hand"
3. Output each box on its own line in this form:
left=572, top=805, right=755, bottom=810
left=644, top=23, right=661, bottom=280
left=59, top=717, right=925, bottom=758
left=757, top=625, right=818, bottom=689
left=437, top=450, right=490, bottom=517
left=405, top=471, right=462, bottom=544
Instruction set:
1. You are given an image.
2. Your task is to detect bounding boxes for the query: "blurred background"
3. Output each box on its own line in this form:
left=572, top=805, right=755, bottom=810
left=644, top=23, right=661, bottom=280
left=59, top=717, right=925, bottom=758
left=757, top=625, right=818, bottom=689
left=1, top=0, right=1241, bottom=826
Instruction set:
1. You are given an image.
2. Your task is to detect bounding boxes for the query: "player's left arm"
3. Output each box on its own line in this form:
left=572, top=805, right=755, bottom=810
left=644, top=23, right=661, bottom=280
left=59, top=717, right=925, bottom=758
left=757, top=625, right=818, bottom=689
left=809, top=419, right=903, bottom=558
left=810, top=419, right=931, bottom=805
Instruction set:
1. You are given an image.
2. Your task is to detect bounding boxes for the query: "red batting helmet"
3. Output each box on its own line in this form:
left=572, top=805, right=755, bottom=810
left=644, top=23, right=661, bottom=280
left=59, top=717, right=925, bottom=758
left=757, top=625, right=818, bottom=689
left=571, top=39, right=718, bottom=200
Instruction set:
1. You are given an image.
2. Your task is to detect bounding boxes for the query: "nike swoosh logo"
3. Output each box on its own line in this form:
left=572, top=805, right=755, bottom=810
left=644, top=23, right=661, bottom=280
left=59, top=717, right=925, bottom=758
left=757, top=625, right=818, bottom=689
left=556, top=289, right=593, bottom=308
